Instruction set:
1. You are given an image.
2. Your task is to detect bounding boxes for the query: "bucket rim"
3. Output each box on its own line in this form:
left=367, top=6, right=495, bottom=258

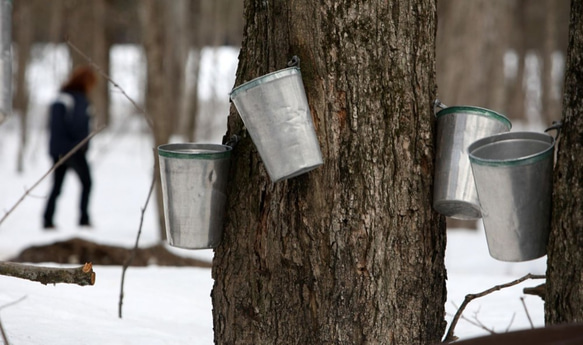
left=229, top=66, right=301, bottom=100
left=436, top=105, right=512, bottom=130
left=158, top=143, right=232, bottom=160
left=468, top=131, right=555, bottom=167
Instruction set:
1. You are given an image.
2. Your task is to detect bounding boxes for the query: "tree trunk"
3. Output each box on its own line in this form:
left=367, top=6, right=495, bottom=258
left=66, top=0, right=111, bottom=128
left=181, top=1, right=202, bottom=142
left=13, top=0, right=33, bottom=173
left=165, top=0, right=189, bottom=137
left=545, top=0, right=583, bottom=325
left=212, top=1, right=446, bottom=344
left=140, top=0, right=176, bottom=241
left=541, top=0, right=557, bottom=125
left=89, top=0, right=111, bottom=129
left=182, top=47, right=200, bottom=142
left=436, top=0, right=510, bottom=110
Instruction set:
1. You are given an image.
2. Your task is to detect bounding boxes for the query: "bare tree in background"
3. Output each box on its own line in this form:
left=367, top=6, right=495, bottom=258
left=13, top=0, right=33, bottom=173
left=180, top=1, right=202, bottom=142
left=437, top=0, right=511, bottom=112
left=65, top=0, right=111, bottom=128
left=437, top=0, right=570, bottom=123
left=140, top=0, right=192, bottom=240
left=140, top=0, right=170, bottom=240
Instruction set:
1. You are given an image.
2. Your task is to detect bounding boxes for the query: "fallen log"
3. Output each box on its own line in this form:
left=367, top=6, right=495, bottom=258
left=0, top=261, right=95, bottom=286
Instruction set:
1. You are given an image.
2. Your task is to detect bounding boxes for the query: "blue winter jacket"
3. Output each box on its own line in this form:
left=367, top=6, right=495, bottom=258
left=48, top=91, right=92, bottom=158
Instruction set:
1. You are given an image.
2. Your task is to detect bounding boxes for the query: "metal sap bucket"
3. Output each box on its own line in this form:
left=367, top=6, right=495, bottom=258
left=158, top=143, right=231, bottom=249
left=433, top=105, right=511, bottom=219
left=468, top=131, right=555, bottom=262
left=0, top=0, right=12, bottom=124
left=230, top=66, right=323, bottom=182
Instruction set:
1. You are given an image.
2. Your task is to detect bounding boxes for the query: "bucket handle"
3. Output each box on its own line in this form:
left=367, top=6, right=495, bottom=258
left=287, top=55, right=300, bottom=68
left=225, top=134, right=240, bottom=148
left=433, top=99, right=447, bottom=116
left=544, top=121, right=563, bottom=141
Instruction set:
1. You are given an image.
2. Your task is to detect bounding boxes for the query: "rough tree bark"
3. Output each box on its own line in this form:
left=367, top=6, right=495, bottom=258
left=212, top=1, right=446, bottom=344
left=545, top=0, right=583, bottom=325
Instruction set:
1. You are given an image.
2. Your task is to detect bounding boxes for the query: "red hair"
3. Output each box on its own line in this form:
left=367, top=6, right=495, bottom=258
left=61, top=65, right=97, bottom=94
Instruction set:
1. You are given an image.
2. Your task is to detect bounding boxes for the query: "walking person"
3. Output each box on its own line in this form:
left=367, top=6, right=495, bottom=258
left=43, top=65, right=97, bottom=229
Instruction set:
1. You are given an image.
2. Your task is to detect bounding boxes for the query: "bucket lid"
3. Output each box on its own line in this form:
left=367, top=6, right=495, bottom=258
left=436, top=106, right=512, bottom=130
left=229, top=67, right=301, bottom=100
left=468, top=131, right=555, bottom=167
left=158, top=143, right=232, bottom=160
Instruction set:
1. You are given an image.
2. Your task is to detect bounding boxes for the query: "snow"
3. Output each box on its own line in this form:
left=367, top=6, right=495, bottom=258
left=0, top=45, right=547, bottom=344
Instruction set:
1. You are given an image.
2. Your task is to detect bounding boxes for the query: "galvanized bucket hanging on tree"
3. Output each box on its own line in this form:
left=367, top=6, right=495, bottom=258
left=158, top=143, right=232, bottom=249
left=433, top=102, right=512, bottom=220
left=229, top=57, right=323, bottom=182
left=0, top=0, right=12, bottom=124
left=468, top=130, right=557, bottom=262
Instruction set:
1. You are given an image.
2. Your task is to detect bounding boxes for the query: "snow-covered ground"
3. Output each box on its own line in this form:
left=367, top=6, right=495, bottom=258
left=0, top=45, right=547, bottom=344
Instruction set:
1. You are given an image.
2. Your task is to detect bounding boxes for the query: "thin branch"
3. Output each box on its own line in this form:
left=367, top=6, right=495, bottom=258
left=118, top=166, right=156, bottom=319
left=459, top=313, right=496, bottom=335
left=0, top=126, right=105, bottom=228
left=443, top=273, right=545, bottom=342
left=448, top=303, right=497, bottom=336
left=0, top=316, right=8, bottom=345
left=0, top=262, right=95, bottom=286
left=504, top=312, right=516, bottom=333
left=0, top=296, right=26, bottom=312
left=520, top=296, right=535, bottom=329
left=0, top=296, right=26, bottom=345
left=65, top=38, right=153, bottom=129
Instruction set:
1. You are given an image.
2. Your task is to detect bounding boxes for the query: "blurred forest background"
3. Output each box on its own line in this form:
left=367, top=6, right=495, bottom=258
left=6, top=0, right=571, bottom=232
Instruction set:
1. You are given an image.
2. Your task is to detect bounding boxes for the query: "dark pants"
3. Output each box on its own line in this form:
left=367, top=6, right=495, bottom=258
left=43, top=152, right=92, bottom=227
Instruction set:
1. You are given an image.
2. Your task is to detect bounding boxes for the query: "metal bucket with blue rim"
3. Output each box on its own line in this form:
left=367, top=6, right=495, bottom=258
left=468, top=131, right=556, bottom=262
left=229, top=57, right=323, bottom=182
left=158, top=143, right=231, bottom=249
left=433, top=101, right=512, bottom=220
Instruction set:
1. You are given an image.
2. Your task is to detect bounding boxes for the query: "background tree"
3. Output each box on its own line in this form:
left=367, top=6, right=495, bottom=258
left=139, top=0, right=172, bottom=240
left=13, top=0, right=33, bottom=173
left=211, top=1, right=446, bottom=344
left=437, top=0, right=569, bottom=123
left=545, top=0, right=583, bottom=325
left=63, top=0, right=111, bottom=128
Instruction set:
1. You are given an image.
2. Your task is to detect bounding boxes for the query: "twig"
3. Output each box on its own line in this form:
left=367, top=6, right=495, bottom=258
left=0, top=262, right=95, bottom=286
left=0, top=320, right=7, bottom=345
left=504, top=312, right=516, bottom=333
left=65, top=38, right=153, bottom=129
left=520, top=296, right=534, bottom=329
left=0, top=296, right=27, bottom=312
left=118, top=166, right=156, bottom=319
left=443, top=273, right=545, bottom=342
left=0, top=126, right=105, bottom=228
left=459, top=314, right=496, bottom=334
left=0, top=296, right=26, bottom=345
left=449, top=303, right=497, bottom=335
